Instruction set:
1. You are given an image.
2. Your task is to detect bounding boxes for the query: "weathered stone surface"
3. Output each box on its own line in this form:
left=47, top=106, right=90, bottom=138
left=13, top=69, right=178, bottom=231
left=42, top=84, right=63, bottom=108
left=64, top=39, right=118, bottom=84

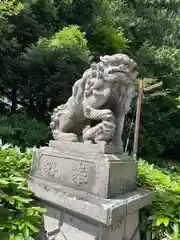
left=50, top=54, right=138, bottom=149
left=37, top=201, right=146, bottom=240
left=30, top=142, right=151, bottom=240
left=60, top=213, right=99, bottom=240
left=30, top=143, right=137, bottom=198
left=49, top=140, right=123, bottom=154
left=43, top=206, right=61, bottom=238
left=30, top=175, right=151, bottom=240
left=106, top=218, right=125, bottom=240
left=29, top=177, right=152, bottom=226
left=106, top=212, right=139, bottom=240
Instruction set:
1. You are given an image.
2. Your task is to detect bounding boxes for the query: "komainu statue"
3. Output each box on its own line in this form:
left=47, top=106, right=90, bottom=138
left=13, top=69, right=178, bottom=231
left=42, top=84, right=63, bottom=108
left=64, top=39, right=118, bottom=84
left=50, top=53, right=138, bottom=149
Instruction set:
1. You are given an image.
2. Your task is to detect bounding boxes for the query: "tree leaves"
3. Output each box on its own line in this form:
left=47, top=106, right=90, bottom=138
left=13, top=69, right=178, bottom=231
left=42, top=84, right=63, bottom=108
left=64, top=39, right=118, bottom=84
left=109, top=0, right=180, bottom=159
left=0, top=0, right=23, bottom=17
left=139, top=159, right=180, bottom=240
left=155, top=218, right=169, bottom=227
left=19, top=25, right=90, bottom=119
left=0, top=144, right=44, bottom=239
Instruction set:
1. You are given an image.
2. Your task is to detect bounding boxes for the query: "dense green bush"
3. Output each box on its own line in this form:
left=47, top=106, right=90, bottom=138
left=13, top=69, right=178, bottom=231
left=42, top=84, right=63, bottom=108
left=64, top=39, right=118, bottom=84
left=0, top=143, right=45, bottom=240
left=1, top=0, right=129, bottom=117
left=53, top=0, right=128, bottom=57
left=138, top=159, right=180, bottom=240
left=108, top=0, right=180, bottom=160
left=19, top=25, right=91, bottom=120
left=0, top=112, right=51, bottom=147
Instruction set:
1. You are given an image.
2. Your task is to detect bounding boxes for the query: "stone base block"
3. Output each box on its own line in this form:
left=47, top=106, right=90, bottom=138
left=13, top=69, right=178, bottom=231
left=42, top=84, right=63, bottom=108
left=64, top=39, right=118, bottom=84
left=43, top=206, right=140, bottom=240
left=30, top=141, right=137, bottom=198
left=29, top=178, right=151, bottom=240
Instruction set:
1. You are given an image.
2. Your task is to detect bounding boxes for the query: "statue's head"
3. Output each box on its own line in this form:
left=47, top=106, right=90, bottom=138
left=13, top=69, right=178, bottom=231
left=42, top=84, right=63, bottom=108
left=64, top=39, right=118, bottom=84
left=81, top=53, right=137, bottom=109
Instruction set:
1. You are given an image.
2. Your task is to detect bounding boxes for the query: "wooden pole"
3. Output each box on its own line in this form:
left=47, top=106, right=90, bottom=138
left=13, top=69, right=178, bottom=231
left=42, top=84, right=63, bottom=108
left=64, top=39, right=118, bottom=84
left=132, top=80, right=163, bottom=160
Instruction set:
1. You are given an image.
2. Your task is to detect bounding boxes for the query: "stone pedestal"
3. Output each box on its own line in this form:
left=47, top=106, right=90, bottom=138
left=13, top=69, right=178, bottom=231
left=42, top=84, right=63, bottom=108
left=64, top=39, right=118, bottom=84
left=29, top=141, right=152, bottom=240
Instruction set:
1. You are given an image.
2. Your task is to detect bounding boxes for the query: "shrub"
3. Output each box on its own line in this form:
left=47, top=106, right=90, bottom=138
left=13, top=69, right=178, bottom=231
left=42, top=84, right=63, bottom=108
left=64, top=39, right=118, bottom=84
left=18, top=25, right=91, bottom=120
left=0, top=112, right=51, bottom=147
left=0, top=142, right=45, bottom=239
left=138, top=159, right=180, bottom=240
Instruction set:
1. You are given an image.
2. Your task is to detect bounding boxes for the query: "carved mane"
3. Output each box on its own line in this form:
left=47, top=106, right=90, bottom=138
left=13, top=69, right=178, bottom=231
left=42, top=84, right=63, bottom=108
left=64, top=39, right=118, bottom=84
left=71, top=53, right=137, bottom=107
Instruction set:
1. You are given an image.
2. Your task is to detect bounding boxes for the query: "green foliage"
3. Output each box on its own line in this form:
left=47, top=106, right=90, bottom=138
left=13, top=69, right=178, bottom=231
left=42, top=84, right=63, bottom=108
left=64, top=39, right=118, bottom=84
left=0, top=143, right=45, bottom=239
left=0, top=112, right=51, bottom=147
left=0, top=0, right=128, bottom=119
left=86, top=21, right=129, bottom=57
left=0, top=0, right=23, bottom=17
left=18, top=25, right=90, bottom=119
left=138, top=45, right=180, bottom=158
left=45, top=25, right=89, bottom=49
left=0, top=0, right=58, bottom=115
left=53, top=0, right=128, bottom=57
left=138, top=159, right=180, bottom=240
left=108, top=0, right=180, bottom=159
